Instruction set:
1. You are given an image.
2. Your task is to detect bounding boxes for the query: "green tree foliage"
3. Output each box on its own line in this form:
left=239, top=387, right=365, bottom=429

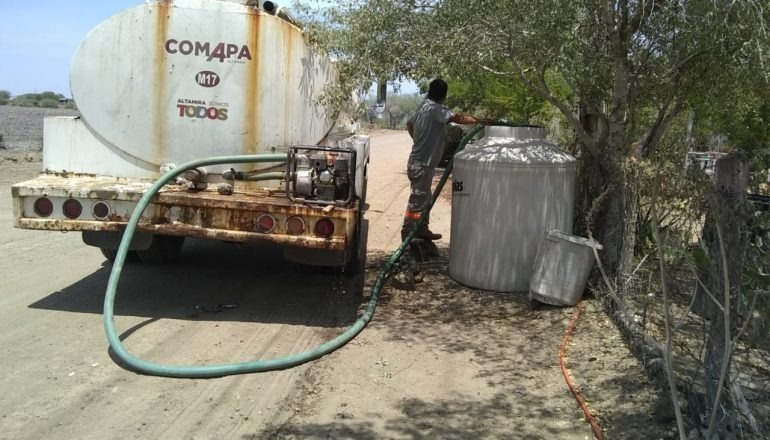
left=692, top=71, right=770, bottom=189
left=0, top=90, right=10, bottom=105
left=299, top=1, right=770, bottom=433
left=300, top=0, right=769, bottom=276
left=38, top=99, right=61, bottom=108
left=10, top=94, right=38, bottom=107
left=444, top=75, right=540, bottom=122
left=10, top=91, right=65, bottom=108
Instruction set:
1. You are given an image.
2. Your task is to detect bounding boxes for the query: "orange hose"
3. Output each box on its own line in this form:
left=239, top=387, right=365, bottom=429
left=560, top=301, right=603, bottom=439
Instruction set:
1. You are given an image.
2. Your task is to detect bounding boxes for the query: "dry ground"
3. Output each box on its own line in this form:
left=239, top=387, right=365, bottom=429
left=0, top=111, right=675, bottom=439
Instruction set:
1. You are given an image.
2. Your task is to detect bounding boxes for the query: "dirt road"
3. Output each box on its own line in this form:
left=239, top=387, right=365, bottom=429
left=0, top=130, right=672, bottom=439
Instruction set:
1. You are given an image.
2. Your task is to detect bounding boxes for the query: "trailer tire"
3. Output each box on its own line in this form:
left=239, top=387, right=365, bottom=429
left=136, top=235, right=185, bottom=263
left=100, top=248, right=140, bottom=263
left=344, top=221, right=364, bottom=277
left=344, top=165, right=367, bottom=277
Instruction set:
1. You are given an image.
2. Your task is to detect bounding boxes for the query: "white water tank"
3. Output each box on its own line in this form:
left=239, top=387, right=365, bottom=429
left=69, top=0, right=336, bottom=169
left=449, top=125, right=576, bottom=292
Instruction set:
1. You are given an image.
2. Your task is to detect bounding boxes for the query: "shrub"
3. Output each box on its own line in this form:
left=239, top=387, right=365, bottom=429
left=38, top=98, right=60, bottom=108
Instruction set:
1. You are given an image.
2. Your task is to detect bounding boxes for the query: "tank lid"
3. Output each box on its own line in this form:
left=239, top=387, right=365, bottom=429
left=483, top=125, right=545, bottom=139
left=456, top=137, right=576, bottom=165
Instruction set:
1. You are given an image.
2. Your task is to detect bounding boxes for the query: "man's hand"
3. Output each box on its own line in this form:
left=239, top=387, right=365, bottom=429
left=449, top=114, right=498, bottom=126
left=479, top=117, right=498, bottom=125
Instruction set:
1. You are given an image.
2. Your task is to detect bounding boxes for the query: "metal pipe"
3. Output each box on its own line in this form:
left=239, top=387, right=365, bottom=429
left=222, top=169, right=285, bottom=182
left=275, top=6, right=299, bottom=27
left=260, top=1, right=276, bottom=13
left=245, top=171, right=284, bottom=182
left=260, top=1, right=299, bottom=27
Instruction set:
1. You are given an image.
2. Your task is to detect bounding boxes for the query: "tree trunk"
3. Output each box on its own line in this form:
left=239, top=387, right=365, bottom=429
left=692, top=152, right=749, bottom=436
left=575, top=145, right=637, bottom=288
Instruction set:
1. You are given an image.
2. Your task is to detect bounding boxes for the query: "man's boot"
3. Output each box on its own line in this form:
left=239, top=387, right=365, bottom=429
left=414, top=227, right=442, bottom=241
left=408, top=240, right=428, bottom=262
left=420, top=240, right=440, bottom=257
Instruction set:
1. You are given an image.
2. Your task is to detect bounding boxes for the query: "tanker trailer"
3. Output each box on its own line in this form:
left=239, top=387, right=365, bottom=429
left=10, top=0, right=369, bottom=273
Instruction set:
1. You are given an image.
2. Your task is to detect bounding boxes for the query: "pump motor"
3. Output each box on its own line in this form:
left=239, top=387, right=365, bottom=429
left=287, top=146, right=357, bottom=204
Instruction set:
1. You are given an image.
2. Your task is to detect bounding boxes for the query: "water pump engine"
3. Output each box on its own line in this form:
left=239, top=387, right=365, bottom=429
left=287, top=146, right=357, bottom=205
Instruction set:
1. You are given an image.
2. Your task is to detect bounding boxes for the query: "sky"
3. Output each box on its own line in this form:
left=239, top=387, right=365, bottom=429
left=0, top=1, right=141, bottom=96
left=0, top=0, right=419, bottom=98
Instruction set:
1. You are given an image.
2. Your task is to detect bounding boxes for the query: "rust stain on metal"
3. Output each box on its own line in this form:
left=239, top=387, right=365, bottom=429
left=17, top=218, right=128, bottom=232
left=14, top=173, right=356, bottom=252
left=149, top=189, right=354, bottom=249
left=146, top=223, right=346, bottom=251
left=89, top=190, right=118, bottom=200
left=153, top=1, right=172, bottom=162
left=244, top=9, right=262, bottom=155
left=284, top=22, right=295, bottom=146
left=13, top=174, right=155, bottom=201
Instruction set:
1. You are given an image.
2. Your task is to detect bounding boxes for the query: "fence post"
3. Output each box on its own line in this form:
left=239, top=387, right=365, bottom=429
left=692, top=151, right=749, bottom=434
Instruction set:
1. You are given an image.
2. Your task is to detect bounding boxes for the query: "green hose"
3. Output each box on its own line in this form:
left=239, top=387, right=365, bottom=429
left=246, top=171, right=285, bottom=182
left=104, top=125, right=485, bottom=378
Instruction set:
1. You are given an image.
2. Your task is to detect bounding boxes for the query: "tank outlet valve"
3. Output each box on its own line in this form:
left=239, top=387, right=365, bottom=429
left=183, top=167, right=208, bottom=183
left=222, top=168, right=245, bottom=181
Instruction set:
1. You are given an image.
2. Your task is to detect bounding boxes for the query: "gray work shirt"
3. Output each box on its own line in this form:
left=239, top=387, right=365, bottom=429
left=407, top=98, right=453, bottom=168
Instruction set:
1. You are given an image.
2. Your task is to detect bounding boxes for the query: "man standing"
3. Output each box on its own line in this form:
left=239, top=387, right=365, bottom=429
left=402, top=79, right=487, bottom=247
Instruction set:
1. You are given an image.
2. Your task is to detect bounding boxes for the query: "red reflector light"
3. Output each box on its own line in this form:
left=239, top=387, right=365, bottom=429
left=33, top=197, right=53, bottom=217
left=314, top=218, right=335, bottom=238
left=256, top=214, right=276, bottom=233
left=286, top=216, right=305, bottom=235
left=62, top=199, right=83, bottom=219
left=92, top=201, right=110, bottom=220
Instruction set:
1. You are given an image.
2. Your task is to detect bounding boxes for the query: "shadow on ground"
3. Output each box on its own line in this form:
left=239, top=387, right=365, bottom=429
left=257, top=246, right=678, bottom=439
left=28, top=235, right=368, bottom=328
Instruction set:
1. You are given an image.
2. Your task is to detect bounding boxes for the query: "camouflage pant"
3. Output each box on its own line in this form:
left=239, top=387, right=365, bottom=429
left=402, top=159, right=435, bottom=237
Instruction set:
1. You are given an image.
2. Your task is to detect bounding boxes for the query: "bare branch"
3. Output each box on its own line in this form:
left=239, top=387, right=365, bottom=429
left=733, top=290, right=760, bottom=343
left=705, top=222, right=736, bottom=439
left=623, top=252, right=651, bottom=286
left=641, top=97, right=685, bottom=157
left=650, top=167, right=687, bottom=439
left=687, top=262, right=725, bottom=314
left=732, top=381, right=760, bottom=435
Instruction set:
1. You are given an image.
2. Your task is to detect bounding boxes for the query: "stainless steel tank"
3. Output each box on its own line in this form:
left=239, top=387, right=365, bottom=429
left=448, top=125, right=576, bottom=292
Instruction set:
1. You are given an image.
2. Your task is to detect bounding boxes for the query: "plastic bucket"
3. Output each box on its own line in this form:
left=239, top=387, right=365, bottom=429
left=529, top=230, right=602, bottom=306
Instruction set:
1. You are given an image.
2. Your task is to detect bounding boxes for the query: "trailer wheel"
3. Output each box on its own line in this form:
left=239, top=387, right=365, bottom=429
left=136, top=235, right=185, bottom=263
left=344, top=166, right=368, bottom=277
left=344, top=220, right=364, bottom=276
left=100, top=248, right=140, bottom=263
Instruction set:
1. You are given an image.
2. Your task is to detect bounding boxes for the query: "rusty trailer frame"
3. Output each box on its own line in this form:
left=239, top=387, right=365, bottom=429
left=12, top=173, right=357, bottom=253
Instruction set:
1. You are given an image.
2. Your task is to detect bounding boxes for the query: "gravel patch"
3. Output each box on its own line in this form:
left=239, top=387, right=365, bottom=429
left=0, top=106, right=80, bottom=152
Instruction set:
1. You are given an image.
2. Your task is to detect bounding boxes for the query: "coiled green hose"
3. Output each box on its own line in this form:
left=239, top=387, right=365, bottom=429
left=104, top=125, right=485, bottom=378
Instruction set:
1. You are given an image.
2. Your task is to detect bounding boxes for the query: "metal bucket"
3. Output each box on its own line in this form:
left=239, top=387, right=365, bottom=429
left=529, top=230, right=602, bottom=306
